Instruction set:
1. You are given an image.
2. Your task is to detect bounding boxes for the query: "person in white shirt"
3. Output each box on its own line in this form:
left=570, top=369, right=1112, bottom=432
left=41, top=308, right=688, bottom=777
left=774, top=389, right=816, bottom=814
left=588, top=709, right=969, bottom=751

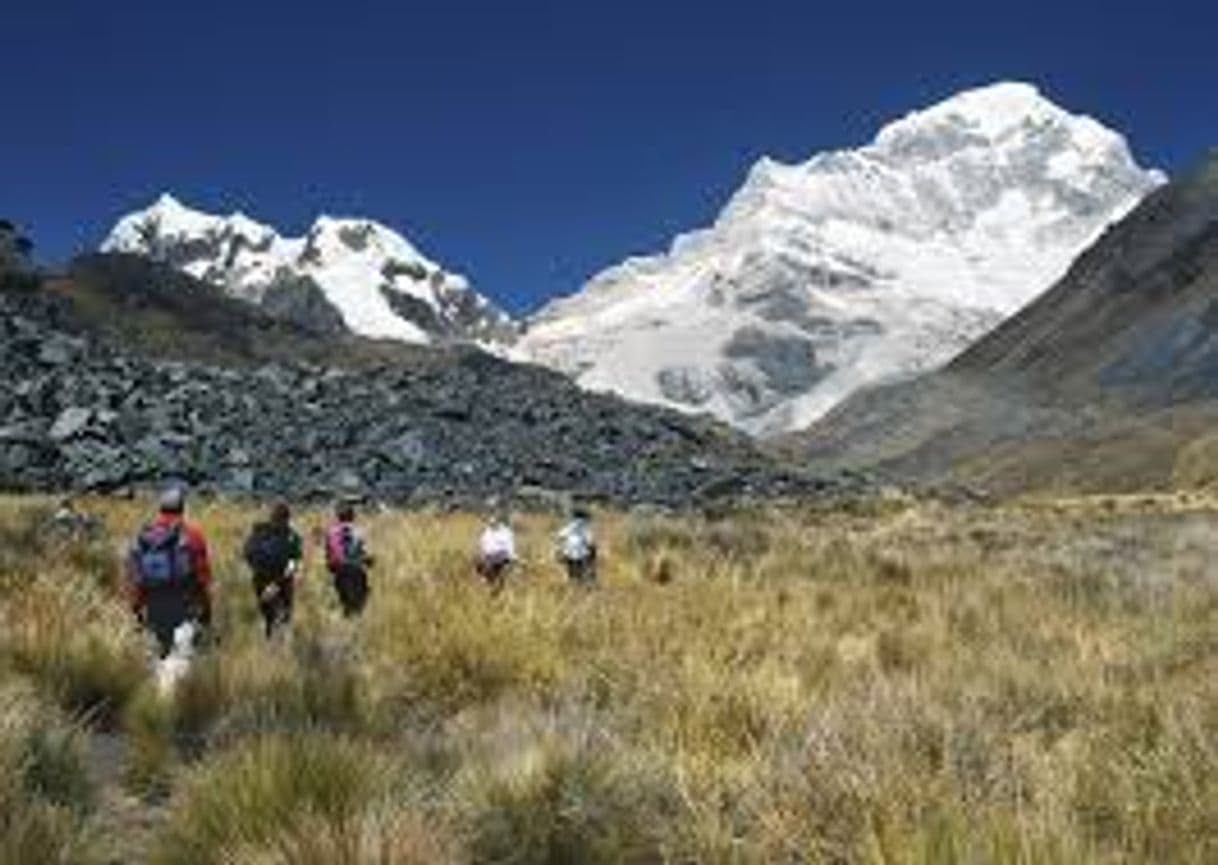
left=557, top=506, right=597, bottom=585
left=476, top=508, right=517, bottom=592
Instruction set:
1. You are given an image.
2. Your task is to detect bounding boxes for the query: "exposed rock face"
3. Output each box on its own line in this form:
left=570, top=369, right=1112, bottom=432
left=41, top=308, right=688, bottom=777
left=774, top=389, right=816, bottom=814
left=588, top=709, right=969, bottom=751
left=0, top=281, right=860, bottom=507
left=656, top=366, right=714, bottom=407
left=260, top=273, right=348, bottom=337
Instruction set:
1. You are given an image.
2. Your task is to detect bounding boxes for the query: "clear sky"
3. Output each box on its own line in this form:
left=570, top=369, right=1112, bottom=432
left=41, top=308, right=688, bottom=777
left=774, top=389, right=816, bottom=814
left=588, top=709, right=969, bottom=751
left=2, top=0, right=1212, bottom=313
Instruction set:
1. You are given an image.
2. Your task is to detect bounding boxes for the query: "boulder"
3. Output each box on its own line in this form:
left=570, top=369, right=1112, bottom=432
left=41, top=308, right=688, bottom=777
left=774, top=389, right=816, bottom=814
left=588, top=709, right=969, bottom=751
left=0, top=421, right=46, bottom=444
left=49, top=407, right=93, bottom=442
left=37, top=335, right=85, bottom=367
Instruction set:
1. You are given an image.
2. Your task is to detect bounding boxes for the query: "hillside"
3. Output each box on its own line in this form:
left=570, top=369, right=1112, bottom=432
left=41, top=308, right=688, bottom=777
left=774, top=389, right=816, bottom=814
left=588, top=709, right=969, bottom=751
left=0, top=254, right=852, bottom=506
left=42, top=253, right=440, bottom=369
left=794, top=150, right=1218, bottom=494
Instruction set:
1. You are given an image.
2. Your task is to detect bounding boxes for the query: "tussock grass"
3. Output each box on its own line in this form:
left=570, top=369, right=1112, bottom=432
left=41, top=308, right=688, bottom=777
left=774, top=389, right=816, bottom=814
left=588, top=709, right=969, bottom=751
left=0, top=572, right=146, bottom=723
left=150, top=731, right=461, bottom=865
left=151, top=733, right=423, bottom=865
left=0, top=683, right=99, bottom=865
left=461, top=729, right=673, bottom=865
left=4, top=492, right=1218, bottom=860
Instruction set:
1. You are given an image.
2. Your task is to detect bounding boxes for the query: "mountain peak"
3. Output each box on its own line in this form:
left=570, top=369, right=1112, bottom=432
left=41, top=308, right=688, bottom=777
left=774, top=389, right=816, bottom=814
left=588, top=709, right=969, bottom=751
left=881, top=81, right=1057, bottom=137
left=102, top=197, right=515, bottom=345
left=520, top=82, right=1164, bottom=435
left=876, top=82, right=1066, bottom=142
left=153, top=191, right=184, bottom=210
left=872, top=81, right=1132, bottom=163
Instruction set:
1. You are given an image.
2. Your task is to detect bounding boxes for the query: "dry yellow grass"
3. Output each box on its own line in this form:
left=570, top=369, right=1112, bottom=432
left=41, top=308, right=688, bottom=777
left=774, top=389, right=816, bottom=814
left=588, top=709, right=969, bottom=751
left=0, top=681, right=99, bottom=864
left=2, top=492, right=1218, bottom=862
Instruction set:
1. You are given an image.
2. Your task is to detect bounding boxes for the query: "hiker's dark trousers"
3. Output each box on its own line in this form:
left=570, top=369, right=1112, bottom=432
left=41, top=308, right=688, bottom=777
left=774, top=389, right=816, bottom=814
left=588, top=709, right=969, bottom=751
left=252, top=571, right=294, bottom=638
left=477, top=557, right=512, bottom=592
left=149, top=621, right=180, bottom=659
left=564, top=557, right=596, bottom=585
left=331, top=565, right=369, bottom=617
left=146, top=587, right=192, bottom=658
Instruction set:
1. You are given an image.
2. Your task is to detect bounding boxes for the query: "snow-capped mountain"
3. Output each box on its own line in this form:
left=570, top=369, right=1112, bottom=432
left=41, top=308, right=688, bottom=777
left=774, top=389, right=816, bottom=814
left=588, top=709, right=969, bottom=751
left=517, top=82, right=1165, bottom=435
left=102, top=195, right=516, bottom=344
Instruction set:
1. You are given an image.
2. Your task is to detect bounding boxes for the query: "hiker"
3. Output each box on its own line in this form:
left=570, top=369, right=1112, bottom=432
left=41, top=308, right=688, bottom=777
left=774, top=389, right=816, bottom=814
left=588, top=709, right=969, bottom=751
left=476, top=508, right=517, bottom=592
left=243, top=502, right=303, bottom=639
left=127, top=486, right=213, bottom=658
left=325, top=500, right=374, bottom=617
left=45, top=497, right=102, bottom=540
left=557, top=506, right=597, bottom=585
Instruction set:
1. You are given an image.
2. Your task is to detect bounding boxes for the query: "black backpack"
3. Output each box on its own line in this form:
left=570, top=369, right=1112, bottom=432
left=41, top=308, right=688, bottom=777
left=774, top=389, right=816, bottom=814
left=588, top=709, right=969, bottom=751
left=244, top=522, right=292, bottom=576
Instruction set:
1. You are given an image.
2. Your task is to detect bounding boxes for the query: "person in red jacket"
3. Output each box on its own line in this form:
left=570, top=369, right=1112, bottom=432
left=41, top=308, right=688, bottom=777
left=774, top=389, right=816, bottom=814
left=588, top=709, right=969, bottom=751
left=127, top=486, right=213, bottom=657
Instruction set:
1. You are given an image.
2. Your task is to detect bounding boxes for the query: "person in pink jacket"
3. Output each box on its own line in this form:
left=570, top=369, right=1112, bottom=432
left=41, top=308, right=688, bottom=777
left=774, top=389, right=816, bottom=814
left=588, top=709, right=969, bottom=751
left=324, top=499, right=375, bottom=617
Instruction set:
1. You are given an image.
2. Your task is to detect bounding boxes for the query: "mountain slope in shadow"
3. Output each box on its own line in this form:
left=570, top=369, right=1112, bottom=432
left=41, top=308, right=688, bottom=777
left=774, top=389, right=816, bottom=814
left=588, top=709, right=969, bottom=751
left=792, top=151, right=1218, bottom=495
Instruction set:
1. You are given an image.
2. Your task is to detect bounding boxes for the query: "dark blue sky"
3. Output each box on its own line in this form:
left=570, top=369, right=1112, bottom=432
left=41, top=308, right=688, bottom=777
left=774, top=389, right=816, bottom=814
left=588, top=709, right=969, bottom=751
left=2, top=1, right=1212, bottom=313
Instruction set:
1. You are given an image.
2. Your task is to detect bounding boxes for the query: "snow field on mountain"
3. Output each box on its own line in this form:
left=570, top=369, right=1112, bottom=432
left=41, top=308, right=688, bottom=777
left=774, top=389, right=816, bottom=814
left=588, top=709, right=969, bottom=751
left=519, top=82, right=1164, bottom=433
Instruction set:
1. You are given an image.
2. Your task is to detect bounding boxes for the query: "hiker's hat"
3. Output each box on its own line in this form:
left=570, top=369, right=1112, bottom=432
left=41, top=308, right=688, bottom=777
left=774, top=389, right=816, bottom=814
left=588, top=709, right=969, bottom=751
left=159, top=485, right=186, bottom=514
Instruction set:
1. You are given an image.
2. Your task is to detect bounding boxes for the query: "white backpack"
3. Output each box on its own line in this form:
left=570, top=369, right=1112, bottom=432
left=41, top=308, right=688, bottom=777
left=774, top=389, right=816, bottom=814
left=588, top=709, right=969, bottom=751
left=559, top=520, right=593, bottom=562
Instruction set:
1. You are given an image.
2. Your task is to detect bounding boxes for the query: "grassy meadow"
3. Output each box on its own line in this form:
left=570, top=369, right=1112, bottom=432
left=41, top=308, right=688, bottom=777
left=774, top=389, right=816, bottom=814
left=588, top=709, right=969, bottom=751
left=2, top=491, right=1218, bottom=863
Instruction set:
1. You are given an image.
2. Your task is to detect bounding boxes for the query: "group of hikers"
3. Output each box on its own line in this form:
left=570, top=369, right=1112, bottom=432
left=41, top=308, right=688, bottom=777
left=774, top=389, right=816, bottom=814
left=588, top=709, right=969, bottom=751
left=126, top=487, right=598, bottom=657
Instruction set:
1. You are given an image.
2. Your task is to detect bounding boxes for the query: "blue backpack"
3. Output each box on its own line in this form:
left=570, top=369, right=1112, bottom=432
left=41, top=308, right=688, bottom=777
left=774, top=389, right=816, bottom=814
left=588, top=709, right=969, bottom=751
left=134, top=523, right=194, bottom=589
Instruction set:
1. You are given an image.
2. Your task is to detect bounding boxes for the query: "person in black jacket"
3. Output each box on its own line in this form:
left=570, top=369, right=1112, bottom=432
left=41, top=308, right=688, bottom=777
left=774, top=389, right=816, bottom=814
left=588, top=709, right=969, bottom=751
left=243, top=502, right=303, bottom=639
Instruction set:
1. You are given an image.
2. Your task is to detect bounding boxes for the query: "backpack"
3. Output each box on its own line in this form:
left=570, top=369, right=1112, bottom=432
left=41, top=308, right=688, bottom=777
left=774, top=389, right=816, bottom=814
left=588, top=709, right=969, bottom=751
left=479, top=525, right=514, bottom=566
left=134, top=522, right=194, bottom=590
left=326, top=523, right=364, bottom=570
left=244, top=522, right=292, bottom=576
left=559, top=520, right=594, bottom=563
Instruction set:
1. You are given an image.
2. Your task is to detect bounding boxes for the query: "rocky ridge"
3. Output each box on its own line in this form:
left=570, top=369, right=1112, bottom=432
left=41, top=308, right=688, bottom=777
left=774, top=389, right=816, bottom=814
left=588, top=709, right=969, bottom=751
left=0, top=266, right=859, bottom=507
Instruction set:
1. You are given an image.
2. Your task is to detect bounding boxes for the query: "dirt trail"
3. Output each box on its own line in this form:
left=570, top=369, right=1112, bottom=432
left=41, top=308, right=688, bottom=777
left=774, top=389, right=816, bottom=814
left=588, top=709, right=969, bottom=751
left=88, top=730, right=166, bottom=865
